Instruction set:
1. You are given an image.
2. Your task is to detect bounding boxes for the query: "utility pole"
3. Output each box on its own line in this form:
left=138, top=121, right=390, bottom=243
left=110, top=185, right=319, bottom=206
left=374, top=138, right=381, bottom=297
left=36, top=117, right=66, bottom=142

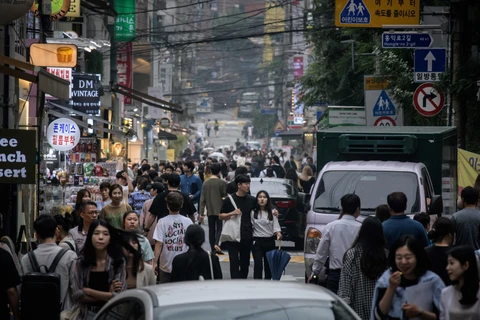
left=451, top=0, right=469, bottom=148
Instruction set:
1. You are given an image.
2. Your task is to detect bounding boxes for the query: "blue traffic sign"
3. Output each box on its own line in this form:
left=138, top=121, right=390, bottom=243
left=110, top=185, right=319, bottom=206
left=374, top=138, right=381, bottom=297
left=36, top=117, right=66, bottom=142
left=339, top=0, right=370, bottom=25
left=382, top=32, right=433, bottom=49
left=261, top=109, right=276, bottom=115
left=414, top=48, right=447, bottom=73
left=373, top=90, right=396, bottom=117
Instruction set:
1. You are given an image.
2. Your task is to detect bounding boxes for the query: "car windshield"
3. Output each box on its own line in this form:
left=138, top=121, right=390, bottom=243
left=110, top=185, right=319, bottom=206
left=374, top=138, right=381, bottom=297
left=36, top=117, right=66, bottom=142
left=313, top=171, right=420, bottom=214
left=250, top=181, right=293, bottom=196
left=156, top=299, right=353, bottom=320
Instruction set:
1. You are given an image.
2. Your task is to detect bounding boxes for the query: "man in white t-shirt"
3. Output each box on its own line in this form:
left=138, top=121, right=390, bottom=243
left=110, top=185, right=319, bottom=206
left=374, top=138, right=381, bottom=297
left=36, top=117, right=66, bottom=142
left=153, top=191, right=193, bottom=283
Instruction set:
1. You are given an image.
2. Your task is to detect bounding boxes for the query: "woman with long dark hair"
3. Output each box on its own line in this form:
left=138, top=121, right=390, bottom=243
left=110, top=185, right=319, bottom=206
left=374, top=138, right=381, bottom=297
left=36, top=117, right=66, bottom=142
left=71, top=220, right=131, bottom=320
left=338, top=217, right=388, bottom=320
left=170, top=224, right=222, bottom=281
left=251, top=190, right=281, bottom=280
left=285, top=167, right=302, bottom=192
left=72, top=189, right=92, bottom=224
left=426, top=217, right=455, bottom=285
left=371, top=236, right=445, bottom=320
left=123, top=211, right=154, bottom=264
left=123, top=233, right=156, bottom=289
left=439, top=246, right=480, bottom=320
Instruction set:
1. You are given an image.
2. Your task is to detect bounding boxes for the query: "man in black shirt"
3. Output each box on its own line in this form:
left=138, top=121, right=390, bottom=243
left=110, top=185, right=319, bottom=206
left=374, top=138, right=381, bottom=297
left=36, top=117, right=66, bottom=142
left=220, top=174, right=256, bottom=279
left=148, top=173, right=196, bottom=222
left=226, top=166, right=249, bottom=195
left=0, top=248, right=20, bottom=320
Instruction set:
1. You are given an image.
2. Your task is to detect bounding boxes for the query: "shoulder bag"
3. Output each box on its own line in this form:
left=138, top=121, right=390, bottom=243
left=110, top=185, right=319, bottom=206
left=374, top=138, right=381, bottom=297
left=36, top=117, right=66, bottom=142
left=219, top=195, right=241, bottom=244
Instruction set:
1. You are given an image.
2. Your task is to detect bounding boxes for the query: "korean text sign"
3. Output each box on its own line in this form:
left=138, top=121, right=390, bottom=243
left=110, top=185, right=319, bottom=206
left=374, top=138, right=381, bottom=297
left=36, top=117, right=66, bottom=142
left=0, top=129, right=36, bottom=184
left=47, top=118, right=81, bottom=152
left=117, top=42, right=133, bottom=105
left=335, top=0, right=420, bottom=28
left=115, top=0, right=135, bottom=41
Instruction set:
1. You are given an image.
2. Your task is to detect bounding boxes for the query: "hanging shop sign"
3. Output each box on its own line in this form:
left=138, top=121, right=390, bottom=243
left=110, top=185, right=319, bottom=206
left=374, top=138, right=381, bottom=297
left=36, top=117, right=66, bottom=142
left=47, top=118, right=81, bottom=152
left=0, top=0, right=35, bottom=26
left=115, top=0, right=136, bottom=41
left=71, top=73, right=102, bottom=115
left=117, top=43, right=133, bottom=104
left=0, top=129, right=36, bottom=184
left=159, top=117, right=171, bottom=128
left=65, top=0, right=80, bottom=17
left=30, top=44, right=78, bottom=68
left=30, top=0, right=71, bottom=20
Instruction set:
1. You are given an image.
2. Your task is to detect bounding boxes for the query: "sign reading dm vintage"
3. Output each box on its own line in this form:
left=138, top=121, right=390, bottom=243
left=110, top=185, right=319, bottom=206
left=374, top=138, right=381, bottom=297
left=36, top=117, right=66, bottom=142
left=47, top=118, right=81, bottom=152
left=0, top=129, right=36, bottom=184
left=71, top=73, right=101, bottom=115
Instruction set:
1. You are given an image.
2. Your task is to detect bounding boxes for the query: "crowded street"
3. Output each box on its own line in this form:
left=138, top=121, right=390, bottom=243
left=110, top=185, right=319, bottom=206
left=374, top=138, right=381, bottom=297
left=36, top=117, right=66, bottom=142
left=2, top=0, right=480, bottom=319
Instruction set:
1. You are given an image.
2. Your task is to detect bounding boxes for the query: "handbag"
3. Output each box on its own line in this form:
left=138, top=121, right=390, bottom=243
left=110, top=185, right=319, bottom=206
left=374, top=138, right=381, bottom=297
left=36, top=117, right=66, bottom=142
left=60, top=304, right=81, bottom=320
left=219, top=195, right=241, bottom=244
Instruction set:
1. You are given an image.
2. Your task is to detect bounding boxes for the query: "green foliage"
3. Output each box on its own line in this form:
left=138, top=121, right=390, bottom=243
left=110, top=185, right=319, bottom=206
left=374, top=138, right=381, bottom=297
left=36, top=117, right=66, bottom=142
left=169, top=134, right=187, bottom=159
left=85, top=51, right=104, bottom=77
left=301, top=0, right=378, bottom=107
left=251, top=107, right=277, bottom=139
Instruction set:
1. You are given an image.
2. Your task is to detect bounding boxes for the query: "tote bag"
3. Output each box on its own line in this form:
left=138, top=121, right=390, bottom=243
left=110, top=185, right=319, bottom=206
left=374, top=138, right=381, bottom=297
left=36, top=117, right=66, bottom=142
left=219, top=195, right=241, bottom=244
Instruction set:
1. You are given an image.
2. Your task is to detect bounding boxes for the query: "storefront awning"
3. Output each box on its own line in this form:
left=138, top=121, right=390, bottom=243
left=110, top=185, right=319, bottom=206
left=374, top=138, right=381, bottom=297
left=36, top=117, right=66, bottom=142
left=112, top=83, right=184, bottom=115
left=277, top=128, right=309, bottom=140
left=158, top=130, right=178, bottom=141
left=46, top=101, right=126, bottom=136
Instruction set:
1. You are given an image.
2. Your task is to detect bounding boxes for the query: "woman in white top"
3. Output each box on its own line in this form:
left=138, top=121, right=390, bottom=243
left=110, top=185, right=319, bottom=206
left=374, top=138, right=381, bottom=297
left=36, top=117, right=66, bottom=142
left=440, top=246, right=480, bottom=320
left=251, top=190, right=281, bottom=280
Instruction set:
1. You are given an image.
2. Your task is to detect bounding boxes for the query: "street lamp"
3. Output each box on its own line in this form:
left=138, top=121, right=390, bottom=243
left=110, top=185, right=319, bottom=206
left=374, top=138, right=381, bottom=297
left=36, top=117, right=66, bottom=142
left=340, top=40, right=355, bottom=71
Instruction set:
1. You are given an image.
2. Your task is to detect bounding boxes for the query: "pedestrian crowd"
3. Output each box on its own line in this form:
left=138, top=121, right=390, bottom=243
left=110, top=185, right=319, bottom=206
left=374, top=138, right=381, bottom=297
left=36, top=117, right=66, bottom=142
left=308, top=187, right=480, bottom=320
left=0, top=151, right=314, bottom=320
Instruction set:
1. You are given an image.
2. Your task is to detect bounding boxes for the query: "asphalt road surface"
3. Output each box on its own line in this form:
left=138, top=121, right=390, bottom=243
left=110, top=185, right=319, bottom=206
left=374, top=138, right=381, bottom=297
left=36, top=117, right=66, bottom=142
left=199, top=219, right=306, bottom=282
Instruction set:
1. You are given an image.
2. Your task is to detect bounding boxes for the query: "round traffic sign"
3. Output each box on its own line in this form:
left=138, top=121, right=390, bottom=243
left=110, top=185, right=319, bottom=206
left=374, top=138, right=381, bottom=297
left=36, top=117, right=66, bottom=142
left=413, top=83, right=444, bottom=117
left=374, top=116, right=396, bottom=126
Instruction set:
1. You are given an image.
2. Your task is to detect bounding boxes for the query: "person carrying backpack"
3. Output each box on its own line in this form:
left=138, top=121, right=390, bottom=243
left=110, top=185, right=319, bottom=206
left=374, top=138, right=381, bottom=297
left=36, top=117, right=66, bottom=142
left=21, top=214, right=77, bottom=319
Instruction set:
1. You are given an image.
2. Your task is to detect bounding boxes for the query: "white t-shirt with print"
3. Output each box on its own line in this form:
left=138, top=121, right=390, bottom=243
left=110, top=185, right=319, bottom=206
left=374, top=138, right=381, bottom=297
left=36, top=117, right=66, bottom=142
left=153, top=214, right=193, bottom=273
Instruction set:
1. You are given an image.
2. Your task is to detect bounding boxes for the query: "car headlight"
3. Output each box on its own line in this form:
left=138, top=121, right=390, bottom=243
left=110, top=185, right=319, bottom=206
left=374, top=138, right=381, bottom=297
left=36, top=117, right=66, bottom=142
left=305, top=227, right=321, bottom=254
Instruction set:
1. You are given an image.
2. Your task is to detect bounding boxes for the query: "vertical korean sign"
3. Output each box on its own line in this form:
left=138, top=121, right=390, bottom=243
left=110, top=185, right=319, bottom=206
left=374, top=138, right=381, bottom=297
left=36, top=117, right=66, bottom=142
left=115, top=0, right=135, bottom=41
left=293, top=56, right=304, bottom=80
left=117, top=42, right=133, bottom=105
left=335, top=0, right=420, bottom=28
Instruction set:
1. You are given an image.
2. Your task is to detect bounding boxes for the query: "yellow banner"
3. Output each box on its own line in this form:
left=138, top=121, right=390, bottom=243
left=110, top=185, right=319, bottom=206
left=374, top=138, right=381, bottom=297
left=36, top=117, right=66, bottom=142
left=458, top=148, right=480, bottom=193
left=167, top=149, right=175, bottom=162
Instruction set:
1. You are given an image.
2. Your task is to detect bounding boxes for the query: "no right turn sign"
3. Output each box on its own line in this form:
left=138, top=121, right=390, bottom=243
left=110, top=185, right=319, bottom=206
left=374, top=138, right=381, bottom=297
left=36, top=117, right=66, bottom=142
left=413, top=83, right=445, bottom=117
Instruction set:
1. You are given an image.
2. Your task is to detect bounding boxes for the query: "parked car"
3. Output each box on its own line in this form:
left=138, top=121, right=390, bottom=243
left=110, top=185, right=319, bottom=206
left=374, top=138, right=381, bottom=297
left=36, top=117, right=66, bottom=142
left=94, top=281, right=362, bottom=320
left=250, top=178, right=307, bottom=249
left=246, top=140, right=261, bottom=150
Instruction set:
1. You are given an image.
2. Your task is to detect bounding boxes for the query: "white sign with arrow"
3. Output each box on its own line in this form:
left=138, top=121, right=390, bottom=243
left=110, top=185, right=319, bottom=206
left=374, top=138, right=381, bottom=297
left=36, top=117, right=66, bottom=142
left=414, top=48, right=447, bottom=83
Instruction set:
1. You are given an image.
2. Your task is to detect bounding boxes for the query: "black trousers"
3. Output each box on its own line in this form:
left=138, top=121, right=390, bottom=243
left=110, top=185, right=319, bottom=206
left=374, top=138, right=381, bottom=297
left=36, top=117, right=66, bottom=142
left=208, top=215, right=223, bottom=252
left=226, top=240, right=252, bottom=279
left=327, top=269, right=341, bottom=294
left=252, top=237, right=275, bottom=280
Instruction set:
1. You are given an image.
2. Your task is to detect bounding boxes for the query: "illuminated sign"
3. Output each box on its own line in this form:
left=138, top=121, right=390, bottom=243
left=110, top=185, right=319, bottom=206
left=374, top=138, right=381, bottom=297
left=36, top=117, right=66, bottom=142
left=30, top=44, right=78, bottom=68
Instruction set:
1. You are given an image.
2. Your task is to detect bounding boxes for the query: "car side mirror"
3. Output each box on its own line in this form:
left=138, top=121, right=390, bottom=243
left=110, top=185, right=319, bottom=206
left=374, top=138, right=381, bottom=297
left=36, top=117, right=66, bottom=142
left=429, top=195, right=443, bottom=217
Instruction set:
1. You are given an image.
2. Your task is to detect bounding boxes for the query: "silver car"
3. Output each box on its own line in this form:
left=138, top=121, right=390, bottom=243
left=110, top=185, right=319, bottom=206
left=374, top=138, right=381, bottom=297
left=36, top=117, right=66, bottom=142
left=93, top=280, right=361, bottom=320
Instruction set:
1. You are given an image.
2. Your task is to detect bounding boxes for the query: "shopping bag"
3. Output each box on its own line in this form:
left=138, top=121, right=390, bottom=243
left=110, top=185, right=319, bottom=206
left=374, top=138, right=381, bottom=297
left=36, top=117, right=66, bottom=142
left=219, top=195, right=241, bottom=244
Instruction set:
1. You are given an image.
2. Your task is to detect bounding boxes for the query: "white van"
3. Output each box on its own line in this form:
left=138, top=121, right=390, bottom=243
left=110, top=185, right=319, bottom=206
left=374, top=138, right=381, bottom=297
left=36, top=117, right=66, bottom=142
left=303, top=160, right=442, bottom=281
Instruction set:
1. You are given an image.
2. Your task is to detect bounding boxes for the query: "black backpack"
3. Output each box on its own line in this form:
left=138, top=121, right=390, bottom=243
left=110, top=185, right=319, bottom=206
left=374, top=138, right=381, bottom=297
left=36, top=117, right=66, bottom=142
left=21, top=248, right=69, bottom=320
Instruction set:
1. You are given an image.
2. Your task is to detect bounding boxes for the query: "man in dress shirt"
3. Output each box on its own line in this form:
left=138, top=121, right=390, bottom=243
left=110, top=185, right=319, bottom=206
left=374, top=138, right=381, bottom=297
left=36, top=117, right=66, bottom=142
left=308, top=194, right=362, bottom=294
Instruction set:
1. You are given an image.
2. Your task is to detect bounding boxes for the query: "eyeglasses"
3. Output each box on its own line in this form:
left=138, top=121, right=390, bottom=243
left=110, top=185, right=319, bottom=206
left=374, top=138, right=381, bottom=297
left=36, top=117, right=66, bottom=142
left=86, top=211, right=99, bottom=215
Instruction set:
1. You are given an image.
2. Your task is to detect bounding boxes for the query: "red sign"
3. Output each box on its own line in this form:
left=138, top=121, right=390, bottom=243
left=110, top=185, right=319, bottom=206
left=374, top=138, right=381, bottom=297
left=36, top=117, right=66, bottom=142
left=374, top=116, right=396, bottom=126
left=117, top=42, right=133, bottom=104
left=293, top=56, right=304, bottom=80
left=413, top=83, right=444, bottom=117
